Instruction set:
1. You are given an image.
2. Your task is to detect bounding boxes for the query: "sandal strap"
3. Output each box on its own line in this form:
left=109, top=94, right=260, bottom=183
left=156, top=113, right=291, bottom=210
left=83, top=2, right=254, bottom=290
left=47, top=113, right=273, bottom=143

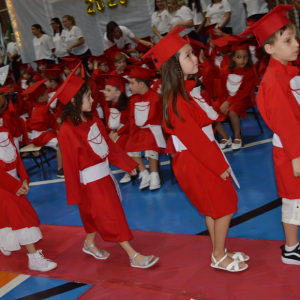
left=130, top=252, right=140, bottom=265
left=232, top=252, right=246, bottom=261
left=234, top=139, right=241, bottom=141
left=95, top=249, right=106, bottom=258
left=140, top=255, right=153, bottom=266
left=226, top=259, right=241, bottom=271
left=212, top=253, right=227, bottom=266
left=84, top=241, right=95, bottom=250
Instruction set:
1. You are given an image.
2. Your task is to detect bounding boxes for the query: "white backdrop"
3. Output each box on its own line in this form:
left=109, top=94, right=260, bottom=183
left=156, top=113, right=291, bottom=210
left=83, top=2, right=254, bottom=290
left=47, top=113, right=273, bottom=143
left=6, top=0, right=246, bottom=64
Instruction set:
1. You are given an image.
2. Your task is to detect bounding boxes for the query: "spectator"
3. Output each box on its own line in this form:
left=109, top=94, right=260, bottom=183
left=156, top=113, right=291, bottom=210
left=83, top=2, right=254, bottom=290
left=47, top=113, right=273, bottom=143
left=152, top=0, right=171, bottom=41
left=7, top=33, right=22, bottom=82
left=51, top=17, right=68, bottom=63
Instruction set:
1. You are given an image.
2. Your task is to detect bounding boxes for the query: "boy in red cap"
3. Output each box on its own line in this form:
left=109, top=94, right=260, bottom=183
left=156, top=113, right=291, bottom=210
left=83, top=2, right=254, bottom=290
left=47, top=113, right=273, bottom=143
left=0, top=125, right=57, bottom=271
left=240, top=5, right=300, bottom=265
left=126, top=66, right=166, bottom=190
left=22, top=80, right=64, bottom=178
left=144, top=26, right=248, bottom=272
left=50, top=63, right=159, bottom=269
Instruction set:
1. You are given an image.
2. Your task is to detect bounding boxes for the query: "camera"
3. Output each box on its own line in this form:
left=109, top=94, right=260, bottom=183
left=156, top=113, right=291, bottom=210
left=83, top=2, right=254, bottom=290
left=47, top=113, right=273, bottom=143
left=4, top=92, right=18, bottom=104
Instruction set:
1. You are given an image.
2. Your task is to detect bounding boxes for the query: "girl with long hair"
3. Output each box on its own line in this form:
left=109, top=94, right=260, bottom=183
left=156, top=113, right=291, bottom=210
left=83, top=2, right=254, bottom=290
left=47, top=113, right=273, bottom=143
left=152, top=0, right=171, bottom=40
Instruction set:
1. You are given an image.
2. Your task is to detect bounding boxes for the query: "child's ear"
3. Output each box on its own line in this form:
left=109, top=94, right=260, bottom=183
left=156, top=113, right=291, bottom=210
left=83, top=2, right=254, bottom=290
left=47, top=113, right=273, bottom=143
left=116, top=90, right=121, bottom=97
left=264, top=43, right=274, bottom=55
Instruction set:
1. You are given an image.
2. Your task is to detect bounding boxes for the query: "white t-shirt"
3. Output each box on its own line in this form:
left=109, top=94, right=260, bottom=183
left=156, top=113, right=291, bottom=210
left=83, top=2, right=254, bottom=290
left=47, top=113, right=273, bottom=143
left=191, top=1, right=207, bottom=25
left=206, top=0, right=231, bottom=27
left=242, top=0, right=268, bottom=17
left=53, top=30, right=68, bottom=58
left=7, top=42, right=18, bottom=55
left=104, top=26, right=135, bottom=49
left=65, top=26, right=89, bottom=55
left=151, top=9, right=171, bottom=35
left=170, top=6, right=194, bottom=36
left=33, top=34, right=55, bottom=60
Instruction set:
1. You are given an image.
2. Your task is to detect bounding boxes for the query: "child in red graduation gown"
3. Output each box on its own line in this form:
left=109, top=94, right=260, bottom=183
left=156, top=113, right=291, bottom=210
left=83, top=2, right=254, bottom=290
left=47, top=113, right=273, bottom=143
left=0, top=125, right=57, bottom=271
left=213, top=39, right=256, bottom=150
left=52, top=63, right=159, bottom=269
left=126, top=66, right=166, bottom=190
left=144, top=26, right=249, bottom=272
left=103, top=75, right=132, bottom=183
left=240, top=5, right=300, bottom=265
left=22, top=80, right=64, bottom=178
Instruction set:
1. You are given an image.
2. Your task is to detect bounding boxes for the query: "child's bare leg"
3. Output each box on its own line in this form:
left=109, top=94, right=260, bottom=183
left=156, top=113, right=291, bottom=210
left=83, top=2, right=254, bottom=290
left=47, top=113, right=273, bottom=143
left=119, top=240, right=155, bottom=265
left=84, top=232, right=108, bottom=256
left=25, top=243, right=36, bottom=254
left=215, top=121, right=230, bottom=144
left=132, top=157, right=146, bottom=172
left=283, top=223, right=299, bottom=247
left=56, top=144, right=63, bottom=170
left=205, top=216, right=215, bottom=248
left=148, top=157, right=158, bottom=172
left=228, top=111, right=241, bottom=143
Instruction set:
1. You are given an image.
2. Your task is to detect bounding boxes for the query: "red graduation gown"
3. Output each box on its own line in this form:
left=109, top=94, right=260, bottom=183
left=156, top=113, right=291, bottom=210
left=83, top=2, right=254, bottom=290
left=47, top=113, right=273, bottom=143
left=257, top=58, right=300, bottom=199
left=48, top=82, right=65, bottom=118
left=125, top=88, right=166, bottom=154
left=58, top=117, right=138, bottom=242
left=199, top=60, right=215, bottom=100
left=214, top=66, right=256, bottom=120
left=104, top=101, right=130, bottom=150
left=0, top=128, right=40, bottom=231
left=163, top=81, right=238, bottom=219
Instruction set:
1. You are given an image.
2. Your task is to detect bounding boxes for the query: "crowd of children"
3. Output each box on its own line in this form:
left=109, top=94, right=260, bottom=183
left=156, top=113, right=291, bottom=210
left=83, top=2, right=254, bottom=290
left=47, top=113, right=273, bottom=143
left=1, top=4, right=300, bottom=274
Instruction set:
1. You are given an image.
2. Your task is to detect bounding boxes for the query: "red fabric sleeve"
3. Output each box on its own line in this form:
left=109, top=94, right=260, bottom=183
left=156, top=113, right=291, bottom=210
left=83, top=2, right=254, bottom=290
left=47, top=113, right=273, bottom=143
left=128, top=57, right=143, bottom=66
left=0, top=168, right=22, bottom=194
left=117, top=122, right=129, bottom=136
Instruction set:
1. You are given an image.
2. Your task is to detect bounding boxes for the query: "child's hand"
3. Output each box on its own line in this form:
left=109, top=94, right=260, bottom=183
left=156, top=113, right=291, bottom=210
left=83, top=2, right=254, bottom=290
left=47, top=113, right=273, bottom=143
left=15, top=184, right=28, bottom=196
left=22, top=179, right=30, bottom=193
left=292, top=157, right=300, bottom=177
left=220, top=101, right=230, bottom=115
left=220, top=168, right=231, bottom=180
left=120, top=52, right=130, bottom=59
left=130, top=169, right=137, bottom=176
left=110, top=132, right=119, bottom=142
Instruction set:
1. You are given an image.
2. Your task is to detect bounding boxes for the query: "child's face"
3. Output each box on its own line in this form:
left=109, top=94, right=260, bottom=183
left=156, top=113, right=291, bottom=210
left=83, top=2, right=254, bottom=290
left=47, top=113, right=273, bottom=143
left=135, top=51, right=144, bottom=60
left=179, top=43, right=198, bottom=80
left=265, top=26, right=299, bottom=65
left=39, top=64, right=46, bottom=71
left=23, top=71, right=30, bottom=80
left=114, top=58, right=126, bottom=71
left=104, top=85, right=120, bottom=102
left=0, top=96, right=7, bottom=115
left=38, top=91, right=49, bottom=103
left=64, top=67, right=70, bottom=76
left=87, top=61, right=94, bottom=71
left=44, top=79, right=51, bottom=89
left=233, top=50, right=249, bottom=69
left=74, top=67, right=81, bottom=77
left=20, top=69, right=25, bottom=76
left=99, top=62, right=109, bottom=72
left=128, top=78, right=144, bottom=95
left=81, top=89, right=94, bottom=112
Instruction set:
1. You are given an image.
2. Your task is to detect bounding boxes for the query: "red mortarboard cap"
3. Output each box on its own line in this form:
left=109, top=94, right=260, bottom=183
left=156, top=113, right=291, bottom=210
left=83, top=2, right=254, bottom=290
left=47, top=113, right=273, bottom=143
left=0, top=86, right=12, bottom=93
left=135, top=42, right=152, bottom=54
left=4, top=76, right=14, bottom=85
left=43, top=69, right=62, bottom=78
left=211, top=35, right=243, bottom=52
left=97, top=54, right=107, bottom=65
left=202, top=24, right=219, bottom=36
left=33, top=73, right=44, bottom=82
left=48, top=63, right=65, bottom=70
left=109, top=48, right=127, bottom=60
left=61, top=55, right=78, bottom=60
left=26, top=65, right=38, bottom=77
left=231, top=38, right=253, bottom=51
left=64, top=59, right=82, bottom=71
left=239, top=5, right=294, bottom=46
left=142, top=26, right=188, bottom=68
left=33, top=59, right=48, bottom=66
left=128, top=66, right=156, bottom=81
left=22, top=79, right=47, bottom=99
left=47, top=62, right=85, bottom=107
left=102, top=74, right=128, bottom=92
left=245, top=18, right=257, bottom=27
left=104, top=44, right=118, bottom=55
left=189, top=39, right=205, bottom=54
left=17, top=63, right=29, bottom=70
left=87, top=55, right=98, bottom=63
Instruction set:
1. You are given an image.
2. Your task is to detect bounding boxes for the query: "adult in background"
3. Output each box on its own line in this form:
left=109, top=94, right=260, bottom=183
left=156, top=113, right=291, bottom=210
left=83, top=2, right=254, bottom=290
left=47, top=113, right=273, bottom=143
left=242, top=0, right=269, bottom=20
left=152, top=0, right=171, bottom=41
left=31, top=24, right=56, bottom=64
left=167, top=0, right=200, bottom=41
left=188, top=0, right=208, bottom=44
left=62, top=15, right=91, bottom=71
left=104, top=21, right=153, bottom=51
left=7, top=33, right=21, bottom=82
left=51, top=18, right=68, bottom=63
left=206, top=0, right=232, bottom=34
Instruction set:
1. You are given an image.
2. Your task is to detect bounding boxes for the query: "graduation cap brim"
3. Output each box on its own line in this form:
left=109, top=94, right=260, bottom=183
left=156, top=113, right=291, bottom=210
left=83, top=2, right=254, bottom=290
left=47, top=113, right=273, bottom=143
left=21, top=79, right=47, bottom=98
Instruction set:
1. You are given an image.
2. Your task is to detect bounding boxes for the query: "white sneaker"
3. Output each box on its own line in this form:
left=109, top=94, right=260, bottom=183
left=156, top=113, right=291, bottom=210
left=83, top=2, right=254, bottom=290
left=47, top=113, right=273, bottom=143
left=149, top=172, right=161, bottom=190
left=231, top=139, right=242, bottom=150
left=0, top=247, right=11, bottom=256
left=120, top=172, right=132, bottom=183
left=28, top=250, right=57, bottom=272
left=219, top=137, right=232, bottom=150
left=138, top=169, right=151, bottom=190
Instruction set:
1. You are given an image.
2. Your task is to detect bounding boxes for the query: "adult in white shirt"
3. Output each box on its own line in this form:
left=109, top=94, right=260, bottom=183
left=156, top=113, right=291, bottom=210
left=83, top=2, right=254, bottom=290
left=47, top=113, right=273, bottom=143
left=167, top=0, right=200, bottom=40
left=242, top=0, right=269, bottom=20
left=206, top=0, right=232, bottom=34
left=104, top=21, right=153, bottom=52
left=62, top=15, right=92, bottom=72
left=152, top=0, right=171, bottom=41
left=31, top=24, right=56, bottom=64
left=50, top=18, right=68, bottom=63
left=7, top=33, right=22, bottom=82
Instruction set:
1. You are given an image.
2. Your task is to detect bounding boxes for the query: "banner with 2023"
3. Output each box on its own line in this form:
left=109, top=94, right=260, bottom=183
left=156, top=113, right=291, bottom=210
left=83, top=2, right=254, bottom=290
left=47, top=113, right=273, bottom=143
left=85, top=0, right=128, bottom=15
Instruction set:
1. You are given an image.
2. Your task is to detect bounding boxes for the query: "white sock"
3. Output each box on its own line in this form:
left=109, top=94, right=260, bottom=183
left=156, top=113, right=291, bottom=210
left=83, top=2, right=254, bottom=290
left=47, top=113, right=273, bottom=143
left=285, top=243, right=299, bottom=252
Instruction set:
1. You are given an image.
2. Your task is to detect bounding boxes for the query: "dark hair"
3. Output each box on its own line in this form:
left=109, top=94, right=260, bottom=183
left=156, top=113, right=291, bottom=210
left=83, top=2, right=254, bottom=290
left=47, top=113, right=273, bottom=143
left=228, top=50, right=253, bottom=73
left=46, top=77, right=61, bottom=84
left=51, top=18, right=63, bottom=36
left=135, top=49, right=144, bottom=54
left=31, top=24, right=46, bottom=35
left=61, top=82, right=93, bottom=126
left=188, top=0, right=202, bottom=13
left=106, top=21, right=122, bottom=44
left=154, top=0, right=167, bottom=11
left=161, top=52, right=204, bottom=129
left=210, top=0, right=219, bottom=7
left=130, top=78, right=151, bottom=88
left=108, top=90, right=129, bottom=111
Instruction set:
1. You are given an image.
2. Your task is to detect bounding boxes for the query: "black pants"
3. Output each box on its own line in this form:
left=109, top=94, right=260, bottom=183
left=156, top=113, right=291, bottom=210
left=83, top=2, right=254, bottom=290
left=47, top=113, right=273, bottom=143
left=248, top=13, right=268, bottom=20
left=222, top=27, right=233, bottom=34
left=78, top=48, right=92, bottom=74
left=187, top=30, right=201, bottom=41
left=11, top=56, right=22, bottom=83
left=46, top=59, right=56, bottom=65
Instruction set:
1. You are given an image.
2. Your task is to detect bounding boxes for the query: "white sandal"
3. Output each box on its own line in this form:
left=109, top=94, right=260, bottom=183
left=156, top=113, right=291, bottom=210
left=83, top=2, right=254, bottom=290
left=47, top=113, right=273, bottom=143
left=82, top=241, right=110, bottom=260
left=225, top=248, right=250, bottom=262
left=219, top=137, right=232, bottom=150
left=130, top=252, right=159, bottom=269
left=231, top=139, right=242, bottom=150
left=211, top=254, right=248, bottom=272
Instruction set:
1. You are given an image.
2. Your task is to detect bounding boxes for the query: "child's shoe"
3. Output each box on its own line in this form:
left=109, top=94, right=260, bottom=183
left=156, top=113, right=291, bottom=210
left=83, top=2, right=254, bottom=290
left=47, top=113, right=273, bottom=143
left=281, top=244, right=300, bottom=265
left=138, top=169, right=150, bottom=189
left=149, top=172, right=161, bottom=190
left=28, top=250, right=57, bottom=272
left=57, top=168, right=64, bottom=178
left=231, top=139, right=242, bottom=150
left=219, top=137, right=232, bottom=150
left=0, top=247, right=11, bottom=256
left=120, top=172, right=131, bottom=183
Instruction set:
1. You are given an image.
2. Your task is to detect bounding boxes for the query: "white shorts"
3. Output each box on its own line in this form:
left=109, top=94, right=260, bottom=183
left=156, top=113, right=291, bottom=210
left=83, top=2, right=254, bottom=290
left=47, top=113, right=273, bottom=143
left=127, top=150, right=159, bottom=160
left=282, top=198, right=300, bottom=225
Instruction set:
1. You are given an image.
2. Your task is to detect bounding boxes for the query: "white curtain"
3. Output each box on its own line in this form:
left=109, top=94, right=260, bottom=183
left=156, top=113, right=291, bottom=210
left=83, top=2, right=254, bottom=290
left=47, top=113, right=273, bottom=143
left=6, top=0, right=246, bottom=64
